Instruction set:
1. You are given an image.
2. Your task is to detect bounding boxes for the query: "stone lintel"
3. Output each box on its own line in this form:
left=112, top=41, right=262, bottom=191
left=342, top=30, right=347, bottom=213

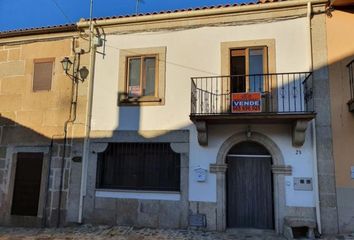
left=284, top=216, right=316, bottom=228
left=209, top=164, right=227, bottom=173
left=90, top=130, right=189, bottom=143
left=272, top=165, right=292, bottom=175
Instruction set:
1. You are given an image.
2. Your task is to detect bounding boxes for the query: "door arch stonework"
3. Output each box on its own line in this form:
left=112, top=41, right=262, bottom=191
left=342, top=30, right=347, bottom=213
left=209, top=131, right=291, bottom=233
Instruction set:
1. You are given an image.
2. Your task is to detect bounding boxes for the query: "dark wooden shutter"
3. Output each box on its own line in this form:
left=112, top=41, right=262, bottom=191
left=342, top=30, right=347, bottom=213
left=11, top=152, right=44, bottom=216
left=33, top=61, right=53, bottom=91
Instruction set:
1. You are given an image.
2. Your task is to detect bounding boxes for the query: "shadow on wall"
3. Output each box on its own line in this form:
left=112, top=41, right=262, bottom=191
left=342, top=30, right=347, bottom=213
left=0, top=30, right=353, bottom=232
left=79, top=93, right=194, bottom=228
left=0, top=115, right=51, bottom=227
left=0, top=115, right=49, bottom=146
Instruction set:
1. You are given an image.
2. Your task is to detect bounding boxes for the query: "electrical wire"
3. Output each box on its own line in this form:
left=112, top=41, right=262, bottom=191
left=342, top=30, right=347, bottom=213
left=50, top=0, right=73, bottom=23
left=103, top=42, right=219, bottom=75
left=79, top=32, right=218, bottom=75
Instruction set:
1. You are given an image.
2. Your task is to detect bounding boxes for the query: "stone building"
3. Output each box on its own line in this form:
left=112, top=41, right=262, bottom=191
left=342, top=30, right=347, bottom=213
left=0, top=25, right=91, bottom=227
left=74, top=0, right=337, bottom=236
left=0, top=0, right=350, bottom=237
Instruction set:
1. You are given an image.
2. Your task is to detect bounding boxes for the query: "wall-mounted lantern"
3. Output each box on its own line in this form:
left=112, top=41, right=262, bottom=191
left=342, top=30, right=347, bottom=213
left=79, top=66, right=89, bottom=81
left=61, top=57, right=88, bottom=82
left=61, top=57, right=73, bottom=73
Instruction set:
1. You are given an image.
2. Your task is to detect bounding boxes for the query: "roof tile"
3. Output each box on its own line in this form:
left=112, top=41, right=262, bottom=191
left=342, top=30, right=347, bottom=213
left=1, top=0, right=287, bottom=36
left=86, top=0, right=287, bottom=21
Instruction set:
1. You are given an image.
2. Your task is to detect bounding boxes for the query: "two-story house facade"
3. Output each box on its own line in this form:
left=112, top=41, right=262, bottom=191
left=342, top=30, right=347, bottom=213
left=0, top=25, right=91, bottom=227
left=73, top=0, right=338, bottom=235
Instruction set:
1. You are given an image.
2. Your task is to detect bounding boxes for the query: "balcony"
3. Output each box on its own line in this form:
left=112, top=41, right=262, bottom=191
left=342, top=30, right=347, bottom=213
left=190, top=72, right=315, bottom=146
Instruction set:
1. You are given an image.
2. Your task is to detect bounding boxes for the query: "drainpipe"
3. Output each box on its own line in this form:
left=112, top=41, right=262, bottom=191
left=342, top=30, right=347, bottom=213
left=57, top=50, right=81, bottom=227
left=307, top=1, right=322, bottom=235
left=78, top=0, right=96, bottom=223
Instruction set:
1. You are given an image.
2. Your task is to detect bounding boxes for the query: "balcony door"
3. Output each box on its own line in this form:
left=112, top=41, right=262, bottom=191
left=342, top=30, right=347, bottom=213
left=230, top=47, right=268, bottom=93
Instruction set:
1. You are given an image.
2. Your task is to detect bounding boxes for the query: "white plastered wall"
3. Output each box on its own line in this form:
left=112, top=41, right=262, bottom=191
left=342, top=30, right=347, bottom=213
left=189, top=124, right=315, bottom=207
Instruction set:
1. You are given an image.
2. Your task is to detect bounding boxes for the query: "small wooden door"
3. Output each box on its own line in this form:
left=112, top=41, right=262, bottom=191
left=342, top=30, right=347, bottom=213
left=227, top=155, right=274, bottom=229
left=11, top=152, right=44, bottom=216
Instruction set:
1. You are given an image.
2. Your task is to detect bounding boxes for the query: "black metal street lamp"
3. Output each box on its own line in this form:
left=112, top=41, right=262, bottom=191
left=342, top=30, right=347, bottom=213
left=61, top=57, right=73, bottom=73
left=79, top=66, right=89, bottom=81
left=61, top=57, right=88, bottom=82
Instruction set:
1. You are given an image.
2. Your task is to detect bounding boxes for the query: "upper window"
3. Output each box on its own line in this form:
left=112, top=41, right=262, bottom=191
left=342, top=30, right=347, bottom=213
left=33, top=59, right=54, bottom=92
left=230, top=47, right=268, bottom=93
left=96, top=143, right=180, bottom=191
left=119, top=47, right=166, bottom=105
left=127, top=55, right=157, bottom=97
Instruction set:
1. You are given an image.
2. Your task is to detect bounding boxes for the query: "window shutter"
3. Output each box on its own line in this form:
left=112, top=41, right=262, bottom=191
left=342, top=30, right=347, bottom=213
left=33, top=61, right=53, bottom=91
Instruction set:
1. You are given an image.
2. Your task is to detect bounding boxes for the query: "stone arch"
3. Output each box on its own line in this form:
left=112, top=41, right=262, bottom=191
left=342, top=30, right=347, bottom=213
left=210, top=131, right=291, bottom=233
left=216, top=131, right=284, bottom=166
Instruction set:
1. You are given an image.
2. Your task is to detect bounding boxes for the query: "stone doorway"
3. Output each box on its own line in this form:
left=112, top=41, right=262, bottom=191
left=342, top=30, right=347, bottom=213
left=210, top=131, right=291, bottom=233
left=226, top=142, right=274, bottom=229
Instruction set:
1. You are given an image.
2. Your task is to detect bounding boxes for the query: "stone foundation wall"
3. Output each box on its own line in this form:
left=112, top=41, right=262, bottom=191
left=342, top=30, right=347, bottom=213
left=86, top=198, right=188, bottom=229
left=285, top=206, right=316, bottom=219
left=44, top=142, right=74, bottom=227
left=0, top=146, right=9, bottom=222
left=189, top=201, right=217, bottom=231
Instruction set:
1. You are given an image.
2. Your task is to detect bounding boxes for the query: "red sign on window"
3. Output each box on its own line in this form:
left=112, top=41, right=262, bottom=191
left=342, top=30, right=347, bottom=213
left=232, top=92, right=261, bottom=113
left=128, top=85, right=141, bottom=97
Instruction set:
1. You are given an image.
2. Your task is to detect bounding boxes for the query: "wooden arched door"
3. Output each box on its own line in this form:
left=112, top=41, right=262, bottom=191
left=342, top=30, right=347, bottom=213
left=226, top=141, right=274, bottom=229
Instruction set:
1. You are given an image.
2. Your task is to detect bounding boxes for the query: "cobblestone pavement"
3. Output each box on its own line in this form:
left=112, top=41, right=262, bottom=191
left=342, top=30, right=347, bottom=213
left=0, top=225, right=353, bottom=240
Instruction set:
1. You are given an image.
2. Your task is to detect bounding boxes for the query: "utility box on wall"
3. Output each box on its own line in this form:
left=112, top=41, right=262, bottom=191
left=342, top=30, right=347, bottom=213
left=189, top=213, right=207, bottom=227
left=293, top=177, right=313, bottom=191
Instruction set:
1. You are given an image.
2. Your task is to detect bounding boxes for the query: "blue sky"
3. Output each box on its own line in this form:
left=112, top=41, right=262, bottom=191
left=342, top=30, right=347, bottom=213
left=0, top=0, right=251, bottom=32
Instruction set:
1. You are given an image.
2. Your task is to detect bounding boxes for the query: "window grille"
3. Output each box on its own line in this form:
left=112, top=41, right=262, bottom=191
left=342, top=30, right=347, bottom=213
left=96, top=143, right=180, bottom=191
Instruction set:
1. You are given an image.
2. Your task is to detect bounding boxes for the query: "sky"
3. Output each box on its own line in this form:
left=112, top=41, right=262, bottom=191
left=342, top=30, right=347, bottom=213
left=0, top=0, right=251, bottom=32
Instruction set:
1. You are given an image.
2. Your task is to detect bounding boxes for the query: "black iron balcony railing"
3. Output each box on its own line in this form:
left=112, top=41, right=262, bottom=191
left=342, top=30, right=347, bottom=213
left=191, top=72, right=314, bottom=116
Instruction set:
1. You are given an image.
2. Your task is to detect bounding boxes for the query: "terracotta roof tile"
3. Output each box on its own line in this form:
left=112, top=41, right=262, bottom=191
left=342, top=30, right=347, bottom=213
left=0, top=0, right=287, bottom=37
left=85, top=0, right=287, bottom=21
left=0, top=23, right=77, bottom=38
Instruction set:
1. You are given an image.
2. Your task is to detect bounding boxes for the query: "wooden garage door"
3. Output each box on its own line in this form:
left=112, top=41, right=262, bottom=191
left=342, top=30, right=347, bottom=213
left=11, top=152, right=44, bottom=216
left=227, top=155, right=274, bottom=229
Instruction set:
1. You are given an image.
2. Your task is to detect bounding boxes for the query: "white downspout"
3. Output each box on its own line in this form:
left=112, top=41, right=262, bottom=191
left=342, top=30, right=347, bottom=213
left=78, top=0, right=95, bottom=224
left=307, top=1, right=322, bottom=235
